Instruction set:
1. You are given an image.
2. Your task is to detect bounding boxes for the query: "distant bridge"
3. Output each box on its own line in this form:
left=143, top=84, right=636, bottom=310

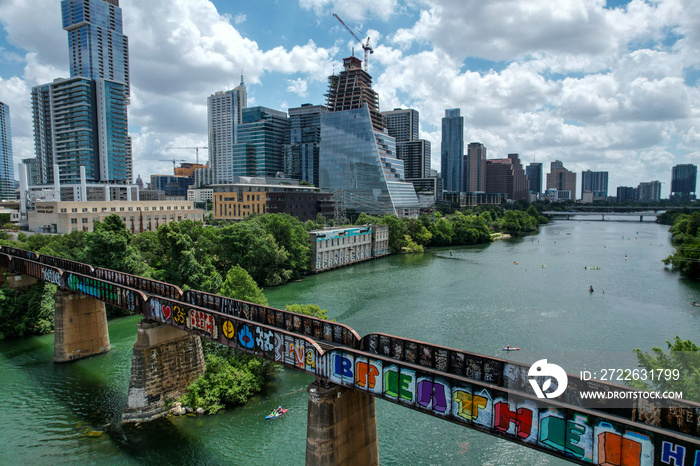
left=543, top=211, right=661, bottom=221
left=1, top=246, right=699, bottom=465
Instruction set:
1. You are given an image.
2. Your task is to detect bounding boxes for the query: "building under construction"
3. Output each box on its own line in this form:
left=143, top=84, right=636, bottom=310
left=325, top=56, right=386, bottom=132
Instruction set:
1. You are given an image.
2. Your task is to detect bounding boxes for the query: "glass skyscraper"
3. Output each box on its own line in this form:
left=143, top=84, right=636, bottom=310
left=670, top=164, right=697, bottom=202
left=320, top=106, right=419, bottom=217
left=208, top=79, right=247, bottom=183
left=581, top=170, right=609, bottom=199
left=62, top=0, right=129, bottom=93
left=526, top=162, right=543, bottom=194
left=0, top=102, right=14, bottom=200
left=284, top=104, right=327, bottom=186
left=232, top=107, right=289, bottom=178
left=441, top=109, right=464, bottom=192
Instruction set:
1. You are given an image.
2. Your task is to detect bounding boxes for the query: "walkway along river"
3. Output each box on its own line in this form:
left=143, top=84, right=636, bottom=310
left=0, top=220, right=698, bottom=465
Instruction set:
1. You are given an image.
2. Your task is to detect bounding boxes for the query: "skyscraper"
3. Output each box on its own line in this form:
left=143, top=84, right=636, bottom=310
left=208, top=79, right=247, bottom=183
left=464, top=142, right=486, bottom=193
left=382, top=108, right=431, bottom=179
left=284, top=104, right=327, bottom=186
left=320, top=57, right=419, bottom=218
left=232, top=107, right=289, bottom=178
left=0, top=102, right=14, bottom=200
left=637, top=181, right=661, bottom=202
left=546, top=160, right=576, bottom=201
left=441, top=109, right=464, bottom=193
left=485, top=153, right=528, bottom=201
left=581, top=170, right=608, bottom=199
left=670, top=164, right=697, bottom=202
left=62, top=0, right=130, bottom=93
left=526, top=162, right=543, bottom=194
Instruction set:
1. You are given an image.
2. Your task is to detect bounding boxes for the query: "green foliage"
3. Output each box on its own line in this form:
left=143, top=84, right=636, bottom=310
left=402, top=234, right=424, bottom=253
left=85, top=215, right=146, bottom=275
left=219, top=265, right=268, bottom=306
left=663, top=212, right=700, bottom=278
left=285, top=303, right=329, bottom=320
left=633, top=337, right=700, bottom=402
left=251, top=214, right=311, bottom=282
left=0, top=282, right=56, bottom=340
left=450, top=212, right=492, bottom=245
left=180, top=352, right=277, bottom=414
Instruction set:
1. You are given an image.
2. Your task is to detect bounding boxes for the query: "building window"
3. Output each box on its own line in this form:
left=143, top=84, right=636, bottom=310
left=82, top=208, right=88, bottom=212
left=119, top=207, right=125, bottom=211
left=71, top=208, right=77, bottom=213
left=71, top=218, right=77, bottom=224
left=111, top=207, right=116, bottom=211
left=60, top=208, right=67, bottom=213
left=92, top=208, right=98, bottom=212
left=82, top=218, right=88, bottom=223
left=128, top=207, right=133, bottom=211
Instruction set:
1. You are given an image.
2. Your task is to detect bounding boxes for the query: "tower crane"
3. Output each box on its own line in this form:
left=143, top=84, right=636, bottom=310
left=159, top=159, right=188, bottom=171
left=333, top=13, right=373, bottom=71
left=170, top=146, right=208, bottom=164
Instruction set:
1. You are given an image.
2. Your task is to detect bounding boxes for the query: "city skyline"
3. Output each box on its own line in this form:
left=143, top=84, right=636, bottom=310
left=1, top=0, right=699, bottom=197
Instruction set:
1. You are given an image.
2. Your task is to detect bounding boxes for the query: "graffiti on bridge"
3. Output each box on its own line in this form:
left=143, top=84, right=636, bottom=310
left=328, top=351, right=700, bottom=466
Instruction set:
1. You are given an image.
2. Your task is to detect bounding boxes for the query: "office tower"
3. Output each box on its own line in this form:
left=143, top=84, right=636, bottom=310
left=284, top=104, right=327, bottom=186
left=441, top=109, right=464, bottom=193
left=232, top=107, right=289, bottom=178
left=464, top=142, right=486, bottom=192
left=320, top=57, right=419, bottom=217
left=670, top=164, right=697, bottom=202
left=326, top=56, right=385, bottom=132
left=581, top=170, right=608, bottom=199
left=62, top=0, right=130, bottom=94
left=546, top=160, right=576, bottom=200
left=485, top=153, right=528, bottom=200
left=526, top=162, right=542, bottom=194
left=208, top=79, right=248, bottom=183
left=31, top=77, right=129, bottom=185
left=0, top=102, right=14, bottom=200
left=637, top=181, right=661, bottom=201
left=382, top=108, right=431, bottom=180
left=383, top=108, right=419, bottom=143
left=617, top=186, right=635, bottom=203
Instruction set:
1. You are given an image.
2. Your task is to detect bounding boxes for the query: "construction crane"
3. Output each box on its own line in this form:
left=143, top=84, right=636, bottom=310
left=159, top=158, right=187, bottom=170
left=333, top=13, right=373, bottom=71
left=170, top=146, right=208, bottom=164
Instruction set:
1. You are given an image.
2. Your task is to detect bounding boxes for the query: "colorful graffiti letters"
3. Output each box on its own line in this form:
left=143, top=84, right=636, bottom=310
left=41, top=267, right=62, bottom=286
left=239, top=325, right=254, bottom=348
left=416, top=379, right=448, bottom=413
left=494, top=402, right=532, bottom=439
left=453, top=390, right=488, bottom=421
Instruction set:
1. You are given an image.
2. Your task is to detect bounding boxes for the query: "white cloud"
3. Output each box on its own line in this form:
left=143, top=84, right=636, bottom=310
left=299, top=0, right=398, bottom=21
left=287, top=78, right=308, bottom=96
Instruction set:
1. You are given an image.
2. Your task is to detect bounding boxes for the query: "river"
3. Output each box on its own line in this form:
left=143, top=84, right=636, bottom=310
left=0, top=219, right=698, bottom=465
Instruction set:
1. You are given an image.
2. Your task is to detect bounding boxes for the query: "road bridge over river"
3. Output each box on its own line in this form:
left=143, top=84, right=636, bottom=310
left=543, top=211, right=661, bottom=221
left=1, top=246, right=698, bottom=465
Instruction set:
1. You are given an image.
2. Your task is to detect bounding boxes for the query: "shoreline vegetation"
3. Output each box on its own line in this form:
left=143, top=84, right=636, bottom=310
left=0, top=202, right=576, bottom=413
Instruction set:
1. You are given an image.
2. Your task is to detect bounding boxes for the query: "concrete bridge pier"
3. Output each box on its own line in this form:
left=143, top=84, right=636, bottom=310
left=54, top=290, right=110, bottom=362
left=122, top=319, right=205, bottom=423
left=306, top=381, right=378, bottom=466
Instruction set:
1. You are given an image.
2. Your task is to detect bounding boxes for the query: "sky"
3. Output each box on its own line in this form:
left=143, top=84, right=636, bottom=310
left=1, top=0, right=699, bottom=198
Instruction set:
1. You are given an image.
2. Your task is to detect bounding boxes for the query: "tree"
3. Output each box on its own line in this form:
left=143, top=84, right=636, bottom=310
left=85, top=215, right=146, bottom=275
left=252, top=214, right=311, bottom=281
left=285, top=303, right=329, bottom=320
left=219, top=265, right=268, bottom=306
left=633, top=337, right=700, bottom=402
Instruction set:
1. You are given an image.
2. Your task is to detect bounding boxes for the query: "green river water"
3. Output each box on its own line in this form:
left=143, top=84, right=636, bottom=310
left=1, top=219, right=698, bottom=465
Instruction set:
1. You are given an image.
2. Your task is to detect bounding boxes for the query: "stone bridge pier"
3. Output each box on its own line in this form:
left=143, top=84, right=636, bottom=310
left=306, top=381, right=378, bottom=466
left=122, top=319, right=205, bottom=423
left=54, top=290, right=110, bottom=362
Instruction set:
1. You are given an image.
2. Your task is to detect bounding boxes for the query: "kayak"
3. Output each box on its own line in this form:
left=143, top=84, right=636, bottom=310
left=265, top=408, right=288, bottom=419
left=502, top=347, right=520, bottom=351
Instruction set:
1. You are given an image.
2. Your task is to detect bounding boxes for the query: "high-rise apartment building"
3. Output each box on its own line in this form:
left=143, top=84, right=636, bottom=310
left=284, top=104, right=327, bottom=186
left=31, top=77, right=128, bottom=185
left=617, top=186, right=635, bottom=203
left=382, top=108, right=431, bottom=180
left=546, top=160, right=576, bottom=200
left=208, top=79, right=247, bottom=183
left=320, top=57, right=419, bottom=218
left=637, top=181, right=661, bottom=202
left=670, top=164, right=697, bottom=202
left=464, top=142, right=486, bottom=193
left=526, top=162, right=542, bottom=194
left=25, top=0, right=131, bottom=189
left=232, top=107, right=289, bottom=178
left=485, top=153, right=528, bottom=200
left=0, top=102, right=14, bottom=200
left=383, top=108, right=419, bottom=143
left=62, top=0, right=130, bottom=93
left=441, top=109, right=464, bottom=193
left=581, top=170, right=608, bottom=199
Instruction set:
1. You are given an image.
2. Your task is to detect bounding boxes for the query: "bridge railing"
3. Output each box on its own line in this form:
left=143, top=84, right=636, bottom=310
left=183, top=289, right=361, bottom=348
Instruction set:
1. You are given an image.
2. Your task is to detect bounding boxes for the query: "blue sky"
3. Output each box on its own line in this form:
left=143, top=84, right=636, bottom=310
left=1, top=0, right=699, bottom=196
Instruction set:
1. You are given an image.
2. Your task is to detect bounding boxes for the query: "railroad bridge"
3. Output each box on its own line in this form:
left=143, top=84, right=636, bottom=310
left=1, top=246, right=698, bottom=465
